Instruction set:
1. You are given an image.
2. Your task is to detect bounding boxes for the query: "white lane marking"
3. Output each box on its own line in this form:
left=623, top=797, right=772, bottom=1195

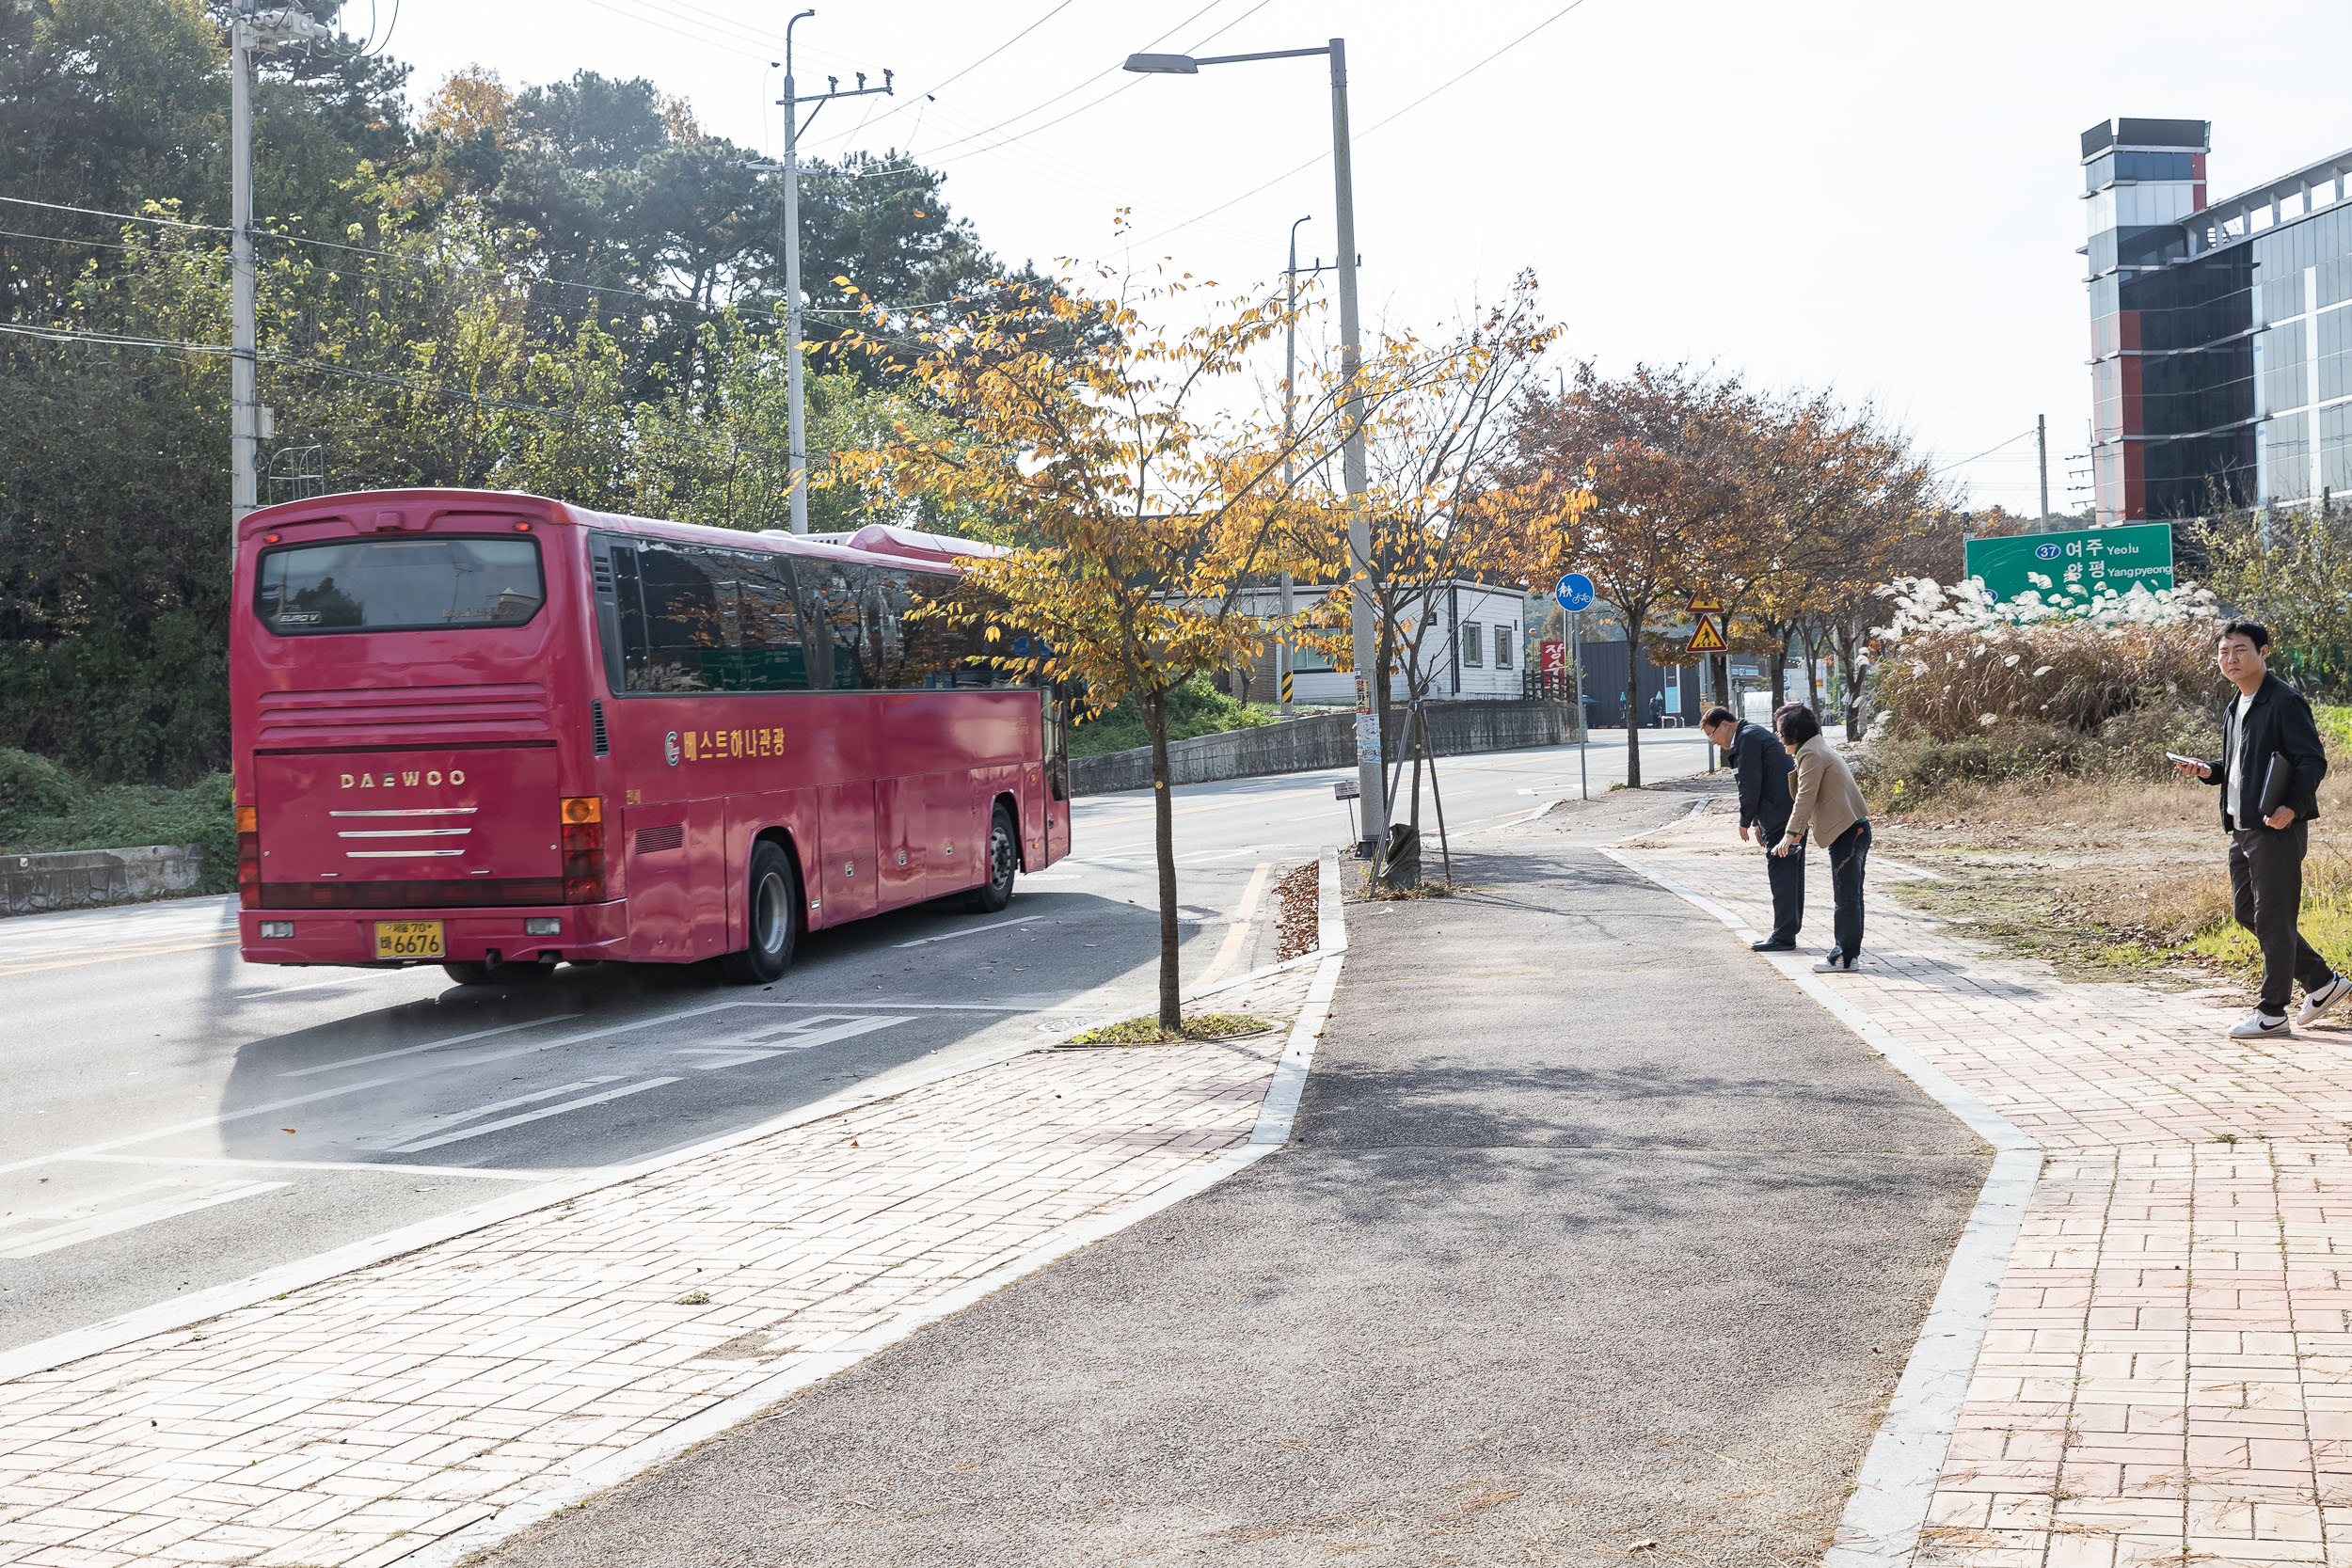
left=278, top=1016, right=583, bottom=1078
left=1194, top=861, right=1273, bottom=990
left=0, top=1179, right=292, bottom=1259
left=892, top=914, right=1042, bottom=948
left=674, top=1014, right=912, bottom=1069
left=365, top=1079, right=625, bottom=1149
left=68, top=1153, right=575, bottom=1181
left=230, top=974, right=369, bottom=999
left=391, top=1078, right=682, bottom=1153
left=0, top=1074, right=415, bottom=1177
left=1016, top=872, right=1083, bottom=881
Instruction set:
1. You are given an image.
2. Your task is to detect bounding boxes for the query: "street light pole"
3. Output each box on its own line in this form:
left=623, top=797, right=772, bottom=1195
left=1124, top=37, right=1380, bottom=855
left=734, top=14, right=892, bottom=534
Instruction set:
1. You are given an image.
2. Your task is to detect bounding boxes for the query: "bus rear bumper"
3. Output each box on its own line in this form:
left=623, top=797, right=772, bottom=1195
left=238, top=901, right=631, bottom=968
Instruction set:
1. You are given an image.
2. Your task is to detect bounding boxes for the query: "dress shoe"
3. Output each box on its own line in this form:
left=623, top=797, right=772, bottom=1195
left=1751, top=938, right=1797, bottom=952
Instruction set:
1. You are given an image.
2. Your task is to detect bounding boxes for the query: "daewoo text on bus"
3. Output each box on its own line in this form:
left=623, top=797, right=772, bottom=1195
left=231, top=489, right=1071, bottom=985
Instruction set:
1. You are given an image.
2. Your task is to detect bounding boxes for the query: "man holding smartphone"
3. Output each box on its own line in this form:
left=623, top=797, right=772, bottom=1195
left=2174, top=620, right=2346, bottom=1037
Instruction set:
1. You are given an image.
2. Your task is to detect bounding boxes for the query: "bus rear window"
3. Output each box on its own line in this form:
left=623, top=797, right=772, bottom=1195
left=255, top=537, right=545, bottom=634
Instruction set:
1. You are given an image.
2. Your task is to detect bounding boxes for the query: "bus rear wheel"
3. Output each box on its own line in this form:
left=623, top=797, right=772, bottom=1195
left=721, top=841, right=799, bottom=985
left=967, top=802, right=1018, bottom=913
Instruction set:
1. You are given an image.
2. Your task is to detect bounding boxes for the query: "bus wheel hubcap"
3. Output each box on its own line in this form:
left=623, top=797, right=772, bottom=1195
left=755, top=874, right=784, bottom=952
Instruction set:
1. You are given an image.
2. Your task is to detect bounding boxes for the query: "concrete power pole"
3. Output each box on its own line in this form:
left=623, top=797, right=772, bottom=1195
left=226, top=4, right=326, bottom=552
left=733, top=13, right=891, bottom=534
left=2038, top=413, right=2050, bottom=521
left=1279, top=218, right=1335, bottom=717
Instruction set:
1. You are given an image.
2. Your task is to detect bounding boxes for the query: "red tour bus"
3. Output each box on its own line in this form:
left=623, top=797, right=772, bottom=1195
left=230, top=488, right=1070, bottom=984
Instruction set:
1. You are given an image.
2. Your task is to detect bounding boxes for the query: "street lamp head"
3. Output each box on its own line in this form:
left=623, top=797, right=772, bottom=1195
left=1122, top=52, right=1199, bottom=74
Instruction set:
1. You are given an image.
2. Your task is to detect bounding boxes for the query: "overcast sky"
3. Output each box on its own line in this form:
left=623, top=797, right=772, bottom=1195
left=373, top=0, right=2352, bottom=516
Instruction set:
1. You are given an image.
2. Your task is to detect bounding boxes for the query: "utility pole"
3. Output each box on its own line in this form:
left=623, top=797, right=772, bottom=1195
left=2037, top=413, right=2050, bottom=521
left=226, top=3, right=326, bottom=553
left=1280, top=217, right=1334, bottom=717
left=733, top=13, right=892, bottom=533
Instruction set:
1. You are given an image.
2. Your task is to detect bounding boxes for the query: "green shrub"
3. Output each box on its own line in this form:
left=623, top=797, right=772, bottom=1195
left=1067, top=678, right=1283, bottom=758
left=0, top=749, right=235, bottom=894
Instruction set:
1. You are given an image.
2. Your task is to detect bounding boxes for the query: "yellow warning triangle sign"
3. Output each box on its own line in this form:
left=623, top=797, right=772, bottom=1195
left=1687, top=594, right=1725, bottom=613
left=1687, top=614, right=1727, bottom=653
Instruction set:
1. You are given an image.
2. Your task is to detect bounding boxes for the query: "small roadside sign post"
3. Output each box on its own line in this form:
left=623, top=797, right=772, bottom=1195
left=1687, top=593, right=1727, bottom=768
left=1333, top=777, right=1360, bottom=844
left=1555, top=573, right=1597, bottom=800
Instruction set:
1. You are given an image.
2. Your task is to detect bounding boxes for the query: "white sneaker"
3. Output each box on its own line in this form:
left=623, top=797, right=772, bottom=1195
left=1812, top=954, right=1857, bottom=974
left=2296, top=975, right=2352, bottom=1027
left=2227, top=1010, right=2294, bottom=1039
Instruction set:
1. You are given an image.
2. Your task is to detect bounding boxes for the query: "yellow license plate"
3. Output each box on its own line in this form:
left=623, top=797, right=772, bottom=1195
left=374, top=920, right=445, bottom=959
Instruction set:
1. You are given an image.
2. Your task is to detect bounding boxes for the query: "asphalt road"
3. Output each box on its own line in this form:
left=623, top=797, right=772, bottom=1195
left=0, top=730, right=1710, bottom=1353
left=474, top=784, right=1990, bottom=1568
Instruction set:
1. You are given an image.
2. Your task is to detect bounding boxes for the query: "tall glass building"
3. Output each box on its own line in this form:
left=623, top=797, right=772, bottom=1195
left=2083, top=118, right=2352, bottom=522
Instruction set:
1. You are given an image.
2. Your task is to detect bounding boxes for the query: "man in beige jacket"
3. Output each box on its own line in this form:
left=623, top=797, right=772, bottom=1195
left=1769, top=703, right=1869, bottom=973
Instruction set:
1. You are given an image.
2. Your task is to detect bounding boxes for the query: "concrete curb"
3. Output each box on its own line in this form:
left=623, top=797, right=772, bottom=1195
left=410, top=847, right=1351, bottom=1567
left=1596, top=846, right=2040, bottom=1568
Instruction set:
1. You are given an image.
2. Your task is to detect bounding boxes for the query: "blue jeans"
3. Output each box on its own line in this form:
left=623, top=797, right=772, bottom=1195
left=1827, top=819, right=1870, bottom=961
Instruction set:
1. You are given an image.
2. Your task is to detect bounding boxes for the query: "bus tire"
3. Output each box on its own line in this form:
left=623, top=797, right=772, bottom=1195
left=721, top=841, right=799, bottom=985
left=967, top=802, right=1018, bottom=914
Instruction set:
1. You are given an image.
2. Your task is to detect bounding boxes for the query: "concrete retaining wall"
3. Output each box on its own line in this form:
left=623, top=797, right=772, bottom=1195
left=0, top=845, right=207, bottom=916
left=1068, top=700, right=1565, bottom=797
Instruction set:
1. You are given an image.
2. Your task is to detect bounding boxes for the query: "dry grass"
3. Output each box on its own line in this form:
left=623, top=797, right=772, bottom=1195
left=1880, top=756, right=2352, bottom=985
left=1875, top=619, right=2217, bottom=742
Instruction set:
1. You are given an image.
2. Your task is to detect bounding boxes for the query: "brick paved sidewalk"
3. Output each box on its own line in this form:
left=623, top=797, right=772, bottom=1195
left=0, top=953, right=1326, bottom=1568
left=1617, top=808, right=2352, bottom=1568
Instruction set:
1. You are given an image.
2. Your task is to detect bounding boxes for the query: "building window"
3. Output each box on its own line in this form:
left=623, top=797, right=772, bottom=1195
left=1495, top=624, right=1514, bottom=668
left=1461, top=623, right=1483, bottom=667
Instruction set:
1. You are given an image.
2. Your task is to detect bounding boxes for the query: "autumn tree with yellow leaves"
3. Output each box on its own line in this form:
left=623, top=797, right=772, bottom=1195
left=834, top=269, right=1355, bottom=1030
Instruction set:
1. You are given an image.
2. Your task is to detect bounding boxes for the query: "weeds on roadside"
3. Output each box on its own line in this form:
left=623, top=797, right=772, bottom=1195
left=1067, top=1012, right=1275, bottom=1047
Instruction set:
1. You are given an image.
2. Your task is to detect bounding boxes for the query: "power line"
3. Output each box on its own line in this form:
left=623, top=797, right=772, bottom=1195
left=882, top=0, right=1229, bottom=162
left=1929, top=428, right=2036, bottom=476
left=1132, top=0, right=1597, bottom=247
left=0, top=194, right=224, bottom=231
left=824, top=0, right=1078, bottom=149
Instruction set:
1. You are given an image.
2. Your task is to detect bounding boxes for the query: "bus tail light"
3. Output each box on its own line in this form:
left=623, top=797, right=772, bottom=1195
left=561, top=797, right=604, bottom=903
left=236, top=806, right=261, bottom=910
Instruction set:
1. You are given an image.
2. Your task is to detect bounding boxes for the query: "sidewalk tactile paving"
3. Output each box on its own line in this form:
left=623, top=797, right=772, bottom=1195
left=0, top=964, right=1310, bottom=1567
left=1622, top=817, right=2352, bottom=1568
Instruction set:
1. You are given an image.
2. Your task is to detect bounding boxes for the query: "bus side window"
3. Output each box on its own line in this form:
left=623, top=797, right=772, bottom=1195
left=803, top=563, right=877, bottom=690
left=733, top=552, right=810, bottom=691
left=631, top=543, right=723, bottom=692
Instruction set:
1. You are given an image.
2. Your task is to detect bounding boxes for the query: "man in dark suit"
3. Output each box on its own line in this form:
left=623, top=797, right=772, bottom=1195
left=1701, top=705, right=1801, bottom=951
left=2174, top=621, right=2347, bottom=1038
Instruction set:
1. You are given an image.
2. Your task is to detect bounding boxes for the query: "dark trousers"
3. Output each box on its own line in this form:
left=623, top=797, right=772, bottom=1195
left=1759, top=815, right=1804, bottom=942
left=1827, top=819, right=1871, bottom=960
left=2230, top=821, right=2332, bottom=1014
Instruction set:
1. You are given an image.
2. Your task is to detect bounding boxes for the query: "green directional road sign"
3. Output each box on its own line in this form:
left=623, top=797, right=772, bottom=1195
left=1963, top=522, right=2173, bottom=607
